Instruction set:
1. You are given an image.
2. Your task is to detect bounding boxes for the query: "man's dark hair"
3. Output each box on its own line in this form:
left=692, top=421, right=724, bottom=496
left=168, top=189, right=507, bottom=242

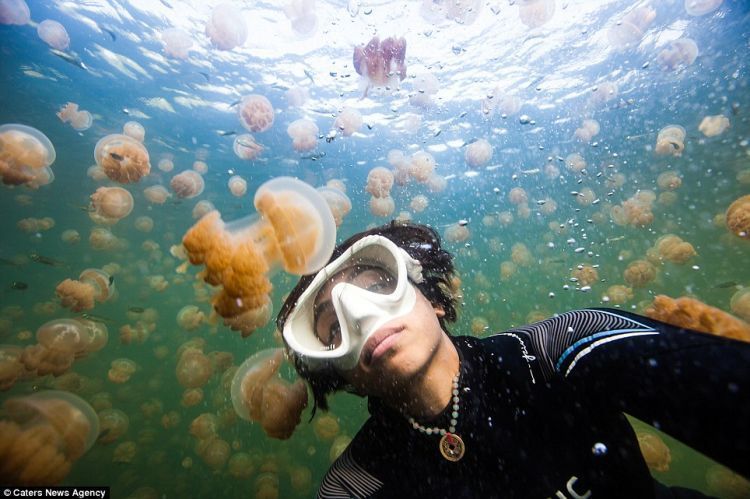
left=276, top=220, right=460, bottom=414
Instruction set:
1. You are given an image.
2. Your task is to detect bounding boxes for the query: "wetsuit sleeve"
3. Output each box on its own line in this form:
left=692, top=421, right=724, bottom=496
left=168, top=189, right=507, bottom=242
left=317, top=446, right=384, bottom=498
left=502, top=308, right=750, bottom=478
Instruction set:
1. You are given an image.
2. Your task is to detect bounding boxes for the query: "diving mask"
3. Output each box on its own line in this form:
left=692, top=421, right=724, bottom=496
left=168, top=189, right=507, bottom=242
left=282, top=235, right=423, bottom=370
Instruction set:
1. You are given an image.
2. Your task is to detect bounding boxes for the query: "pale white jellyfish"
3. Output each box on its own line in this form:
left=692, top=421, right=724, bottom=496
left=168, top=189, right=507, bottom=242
left=287, top=119, right=319, bottom=152
left=409, top=72, right=440, bottom=108
left=420, top=0, right=482, bottom=25
left=464, top=139, right=493, bottom=167
left=37, top=20, right=70, bottom=50
left=566, top=153, right=587, bottom=172
left=0, top=0, right=30, bottom=25
left=284, top=0, right=317, bottom=36
left=444, top=223, right=470, bottom=243
left=233, top=134, right=263, bottom=160
left=685, top=0, right=723, bottom=16
left=161, top=28, right=193, bottom=59
left=410, top=195, right=429, bottom=213
left=206, top=3, right=248, bottom=50
left=607, top=5, right=656, bottom=50
left=228, top=175, right=247, bottom=197
left=238, top=95, right=274, bottom=133
left=402, top=114, right=422, bottom=134
left=426, top=173, right=447, bottom=193
left=410, top=151, right=436, bottom=183
left=144, top=185, right=170, bottom=204
left=698, top=115, right=730, bottom=137
left=369, top=196, right=395, bottom=217
left=157, top=157, right=174, bottom=172
left=590, top=82, right=618, bottom=105
left=518, top=0, right=555, bottom=29
left=481, top=88, right=521, bottom=117
left=123, top=121, right=145, bottom=143
left=656, top=39, right=698, bottom=71
left=366, top=167, right=394, bottom=198
left=333, top=108, right=363, bottom=137
left=285, top=86, right=309, bottom=108
left=574, top=119, right=600, bottom=142
left=192, top=160, right=208, bottom=174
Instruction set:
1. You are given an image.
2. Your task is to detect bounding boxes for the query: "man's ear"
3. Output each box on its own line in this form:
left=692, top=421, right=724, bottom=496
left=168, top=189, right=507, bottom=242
left=434, top=306, right=446, bottom=318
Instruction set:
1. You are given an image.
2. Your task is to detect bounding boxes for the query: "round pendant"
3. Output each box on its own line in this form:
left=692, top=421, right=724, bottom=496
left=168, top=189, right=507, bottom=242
left=439, top=433, right=465, bottom=462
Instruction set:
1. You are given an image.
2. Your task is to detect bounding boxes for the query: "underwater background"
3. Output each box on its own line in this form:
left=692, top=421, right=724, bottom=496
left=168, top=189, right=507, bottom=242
left=0, top=0, right=749, bottom=497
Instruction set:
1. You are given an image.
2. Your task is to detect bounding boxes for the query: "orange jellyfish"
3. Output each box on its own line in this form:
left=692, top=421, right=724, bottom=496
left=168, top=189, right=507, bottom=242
left=238, top=95, right=274, bottom=133
left=333, top=107, right=363, bottom=137
left=206, top=3, right=247, bottom=50
left=623, top=260, right=657, bottom=288
left=108, top=358, right=137, bottom=383
left=56, top=268, right=115, bottom=312
left=287, top=119, right=319, bottom=152
left=157, top=157, right=174, bottom=172
left=410, top=195, right=428, bottom=213
left=37, top=19, right=70, bottom=50
left=725, top=195, right=750, bottom=239
left=572, top=264, right=599, bottom=287
left=353, top=36, right=407, bottom=96
left=730, top=287, right=750, bottom=322
left=313, top=414, right=340, bottom=441
left=97, top=408, right=129, bottom=444
left=508, top=187, right=528, bottom=205
left=369, top=195, right=395, bottom=217
left=645, top=295, right=750, bottom=342
left=365, top=167, right=394, bottom=198
left=176, top=305, right=206, bottom=332
left=193, top=160, right=208, bottom=174
left=144, top=185, right=170, bottom=204
left=181, top=177, right=335, bottom=337
left=176, top=348, right=213, bottom=389
left=134, top=216, right=154, bottom=233
left=89, top=186, right=134, bottom=224
left=233, top=134, right=264, bottom=160
left=57, top=102, right=93, bottom=131
left=636, top=429, right=671, bottom=472
left=123, top=121, right=145, bottom=142
left=706, top=465, right=750, bottom=498
left=94, top=134, right=150, bottom=183
left=444, top=223, right=470, bottom=243
left=699, top=114, right=730, bottom=137
left=230, top=349, right=308, bottom=440
left=464, top=139, right=493, bottom=168
left=409, top=151, right=435, bottom=183
left=161, top=27, right=193, bottom=59
left=655, top=125, right=686, bottom=157
left=170, top=170, right=205, bottom=199
left=0, top=0, right=30, bottom=25
left=0, top=345, right=25, bottom=391
left=0, top=390, right=99, bottom=485
left=228, top=175, right=247, bottom=197
left=317, top=186, right=352, bottom=228
left=196, top=436, right=230, bottom=471
left=0, top=124, right=56, bottom=188
left=648, top=234, right=697, bottom=264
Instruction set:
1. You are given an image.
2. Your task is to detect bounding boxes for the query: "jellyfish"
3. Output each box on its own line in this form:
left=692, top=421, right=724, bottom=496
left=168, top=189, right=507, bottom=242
left=143, top=185, right=170, bottom=204
left=576, top=187, right=596, bottom=206
left=574, top=119, right=600, bottom=142
left=94, top=134, right=150, bottom=183
left=657, top=38, right=698, bottom=71
left=313, top=413, right=340, bottom=441
left=410, top=195, right=429, bottom=213
left=157, top=157, right=174, bottom=172
left=285, top=86, right=308, bottom=108
left=623, top=260, right=656, bottom=288
left=289, top=465, right=312, bottom=494
left=353, top=36, right=407, bottom=96
left=698, top=114, right=730, bottom=137
left=182, top=177, right=335, bottom=336
left=112, top=441, right=137, bottom=464
left=0, top=345, right=24, bottom=391
left=89, top=186, right=134, bottom=224
left=0, top=124, right=56, bottom=188
left=730, top=288, right=750, bottom=322
left=228, top=175, right=247, bottom=197
left=255, top=472, right=280, bottom=498
left=444, top=223, right=470, bottom=243
left=227, top=452, right=255, bottom=479
left=233, top=134, right=263, bottom=160
left=508, top=187, right=528, bottom=205
left=197, top=437, right=230, bottom=471
left=465, top=139, right=493, bottom=168
left=0, top=391, right=98, bottom=485
left=572, top=264, right=599, bottom=287
left=511, top=243, right=533, bottom=267
left=365, top=167, right=394, bottom=198
left=17, top=216, right=54, bottom=232
left=161, top=27, right=193, bottom=59
left=333, top=107, right=363, bottom=137
left=420, top=0, right=481, bottom=24
left=481, top=87, right=521, bottom=117
left=97, top=408, right=129, bottom=444
left=181, top=388, right=204, bottom=408
left=170, top=170, right=205, bottom=199
left=605, top=284, right=634, bottom=305
left=56, top=268, right=115, bottom=313
left=57, top=102, right=92, bottom=132
left=176, top=305, right=206, bottom=332
left=656, top=171, right=682, bottom=191
left=189, top=413, right=219, bottom=440
left=646, top=295, right=750, bottom=342
left=37, top=20, right=70, bottom=50
left=409, top=151, right=436, bottom=183
left=284, top=0, right=317, bottom=35
left=636, top=430, right=671, bottom=472
left=725, top=195, right=750, bottom=239
left=409, top=72, right=440, bottom=108
left=685, top=0, right=723, bottom=16
left=566, top=153, right=586, bottom=172
left=0, top=0, right=29, bottom=25
left=108, top=358, right=137, bottom=384
left=655, top=125, right=686, bottom=157
left=287, top=119, right=318, bottom=152
left=238, top=95, right=274, bottom=133
left=317, top=186, right=352, bottom=227
left=539, top=198, right=557, bottom=215
left=134, top=216, right=154, bottom=233
left=648, top=234, right=697, bottom=264
left=607, top=5, right=656, bottom=49
left=369, top=196, right=395, bottom=217
left=33, top=318, right=106, bottom=362
left=330, top=435, right=352, bottom=462
left=123, top=121, right=145, bottom=142
left=176, top=347, right=213, bottom=389
left=230, top=349, right=308, bottom=440
left=206, top=3, right=247, bottom=50
left=192, top=200, right=216, bottom=220
left=590, top=81, right=618, bottom=106
left=518, top=0, right=555, bottom=28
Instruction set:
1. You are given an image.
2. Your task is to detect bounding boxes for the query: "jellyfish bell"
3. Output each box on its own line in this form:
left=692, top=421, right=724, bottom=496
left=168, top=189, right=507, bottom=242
left=206, top=3, right=248, bottom=50
left=607, top=5, right=656, bottom=50
left=685, top=0, right=723, bottom=16
left=170, top=170, right=205, bottom=199
left=94, top=134, right=150, bottom=183
left=287, top=119, right=319, bottom=152
left=725, top=195, right=750, bottom=239
left=365, top=167, right=394, bottom=198
left=0, top=344, right=25, bottom=391
left=408, top=72, right=440, bottom=108
left=37, top=19, right=70, bottom=50
left=657, top=38, right=698, bottom=71
left=284, top=0, right=318, bottom=36
left=123, top=121, right=145, bottom=142
left=353, top=36, right=407, bottom=96
left=192, top=160, right=208, bottom=174
left=420, top=0, right=481, bottom=24
left=317, top=186, right=351, bottom=228
left=161, top=27, right=193, bottom=59
left=0, top=0, right=29, bottom=25
left=57, top=103, right=92, bottom=132
left=0, top=124, right=56, bottom=188
left=409, top=151, right=435, bottom=182
left=464, top=138, right=493, bottom=167
left=238, top=95, right=274, bottom=133
left=655, top=125, right=686, bottom=157
left=369, top=195, right=395, bottom=217
left=518, top=0, right=555, bottom=29
left=233, top=133, right=263, bottom=160
left=698, top=114, right=730, bottom=137
left=333, top=107, right=363, bottom=137
left=89, top=186, right=134, bottom=224
left=97, top=408, right=129, bottom=444
left=144, top=185, right=170, bottom=204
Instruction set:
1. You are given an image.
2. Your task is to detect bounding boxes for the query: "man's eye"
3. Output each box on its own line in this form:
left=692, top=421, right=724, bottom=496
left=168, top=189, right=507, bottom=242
left=325, top=323, right=341, bottom=350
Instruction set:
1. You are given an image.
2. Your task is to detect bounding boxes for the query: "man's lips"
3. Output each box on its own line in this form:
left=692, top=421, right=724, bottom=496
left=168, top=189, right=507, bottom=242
left=362, top=325, right=405, bottom=366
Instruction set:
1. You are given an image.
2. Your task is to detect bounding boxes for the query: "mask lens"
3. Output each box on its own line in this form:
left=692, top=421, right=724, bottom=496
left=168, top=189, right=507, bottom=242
left=312, top=264, right=397, bottom=349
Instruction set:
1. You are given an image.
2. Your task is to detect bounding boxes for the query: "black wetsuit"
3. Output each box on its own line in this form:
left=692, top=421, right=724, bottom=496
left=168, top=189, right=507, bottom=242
left=318, top=308, right=750, bottom=498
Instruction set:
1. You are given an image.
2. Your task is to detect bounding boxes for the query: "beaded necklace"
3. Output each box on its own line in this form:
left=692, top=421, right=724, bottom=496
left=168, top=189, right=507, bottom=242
left=407, top=370, right=465, bottom=462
